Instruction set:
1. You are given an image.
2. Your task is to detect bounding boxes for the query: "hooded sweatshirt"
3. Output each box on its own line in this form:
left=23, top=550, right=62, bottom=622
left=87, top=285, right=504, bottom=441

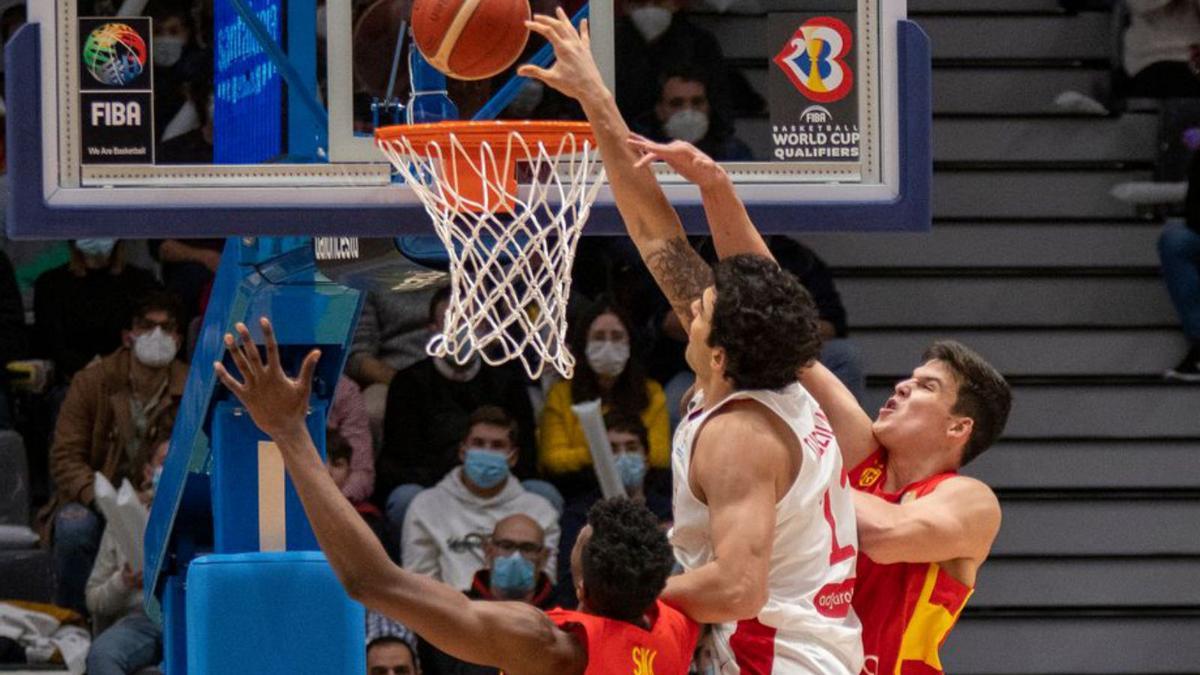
left=402, top=468, right=561, bottom=590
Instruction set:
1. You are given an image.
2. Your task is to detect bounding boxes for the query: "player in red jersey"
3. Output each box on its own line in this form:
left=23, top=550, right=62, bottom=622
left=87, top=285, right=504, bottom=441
left=801, top=343, right=1011, bottom=675
left=214, top=319, right=700, bottom=675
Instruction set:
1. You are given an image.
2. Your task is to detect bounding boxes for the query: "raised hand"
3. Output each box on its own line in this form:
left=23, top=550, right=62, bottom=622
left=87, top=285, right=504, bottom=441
left=213, top=318, right=320, bottom=442
left=517, top=9, right=604, bottom=103
left=627, top=136, right=728, bottom=190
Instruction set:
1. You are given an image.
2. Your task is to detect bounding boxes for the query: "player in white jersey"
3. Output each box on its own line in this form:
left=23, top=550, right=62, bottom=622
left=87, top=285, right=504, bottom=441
left=520, top=11, right=862, bottom=674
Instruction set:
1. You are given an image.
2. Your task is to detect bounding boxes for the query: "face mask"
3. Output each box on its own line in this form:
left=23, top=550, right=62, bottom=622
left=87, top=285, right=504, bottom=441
left=154, top=35, right=185, bottom=68
left=586, top=340, right=630, bottom=377
left=664, top=109, right=709, bottom=144
left=75, top=238, right=117, bottom=258
left=133, top=327, right=179, bottom=368
left=628, top=5, right=673, bottom=43
left=490, top=552, right=536, bottom=599
left=463, top=448, right=510, bottom=489
left=614, top=452, right=647, bottom=490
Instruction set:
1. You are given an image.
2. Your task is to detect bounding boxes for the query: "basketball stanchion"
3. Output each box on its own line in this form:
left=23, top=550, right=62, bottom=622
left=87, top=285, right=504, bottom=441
left=375, top=120, right=604, bottom=380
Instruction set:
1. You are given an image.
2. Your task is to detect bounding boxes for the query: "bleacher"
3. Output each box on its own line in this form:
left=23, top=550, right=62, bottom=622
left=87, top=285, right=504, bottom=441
left=692, top=0, right=1200, bottom=671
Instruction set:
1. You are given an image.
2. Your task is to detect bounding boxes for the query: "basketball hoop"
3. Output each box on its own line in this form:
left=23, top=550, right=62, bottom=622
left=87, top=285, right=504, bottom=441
left=375, top=120, right=604, bottom=380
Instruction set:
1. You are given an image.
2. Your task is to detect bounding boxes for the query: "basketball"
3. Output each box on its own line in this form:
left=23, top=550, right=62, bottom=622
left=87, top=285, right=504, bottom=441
left=412, top=0, right=531, bottom=80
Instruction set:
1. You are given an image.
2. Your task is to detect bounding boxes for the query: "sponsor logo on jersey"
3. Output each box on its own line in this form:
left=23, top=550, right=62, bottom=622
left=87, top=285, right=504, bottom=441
left=858, top=466, right=882, bottom=487
left=814, top=578, right=855, bottom=618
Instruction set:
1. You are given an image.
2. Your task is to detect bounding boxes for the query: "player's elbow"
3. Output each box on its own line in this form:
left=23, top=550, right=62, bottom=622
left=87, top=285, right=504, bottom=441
left=723, top=575, right=769, bottom=620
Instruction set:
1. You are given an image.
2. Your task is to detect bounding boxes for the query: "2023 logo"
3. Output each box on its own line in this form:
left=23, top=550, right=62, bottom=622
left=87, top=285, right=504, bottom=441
left=773, top=17, right=854, bottom=104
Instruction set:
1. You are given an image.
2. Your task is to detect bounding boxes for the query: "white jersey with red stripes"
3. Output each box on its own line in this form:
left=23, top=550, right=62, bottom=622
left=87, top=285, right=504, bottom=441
left=669, top=383, right=863, bottom=675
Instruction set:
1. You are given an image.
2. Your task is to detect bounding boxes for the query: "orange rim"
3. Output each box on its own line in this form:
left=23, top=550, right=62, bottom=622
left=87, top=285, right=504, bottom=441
left=375, top=120, right=595, bottom=152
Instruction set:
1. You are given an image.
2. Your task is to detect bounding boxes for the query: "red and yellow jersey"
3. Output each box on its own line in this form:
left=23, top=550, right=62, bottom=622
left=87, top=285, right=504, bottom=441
left=545, top=601, right=701, bottom=675
left=849, top=451, right=973, bottom=675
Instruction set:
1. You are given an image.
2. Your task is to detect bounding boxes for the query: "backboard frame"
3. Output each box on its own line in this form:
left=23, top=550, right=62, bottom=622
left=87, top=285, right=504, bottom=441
left=5, top=0, right=929, bottom=239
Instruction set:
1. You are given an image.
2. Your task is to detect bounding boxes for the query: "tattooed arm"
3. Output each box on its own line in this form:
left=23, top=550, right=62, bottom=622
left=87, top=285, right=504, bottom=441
left=518, top=11, right=713, bottom=325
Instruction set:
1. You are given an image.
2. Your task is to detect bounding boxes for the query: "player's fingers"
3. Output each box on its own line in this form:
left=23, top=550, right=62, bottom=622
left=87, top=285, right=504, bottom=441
left=580, top=18, right=590, bottom=47
left=212, top=361, right=246, bottom=396
left=553, top=6, right=573, bottom=37
left=517, top=64, right=554, bottom=84
left=235, top=323, right=264, bottom=372
left=223, top=333, right=256, bottom=384
left=259, top=317, right=281, bottom=372
left=297, top=349, right=321, bottom=396
left=525, top=19, right=562, bottom=47
left=633, top=152, right=659, bottom=170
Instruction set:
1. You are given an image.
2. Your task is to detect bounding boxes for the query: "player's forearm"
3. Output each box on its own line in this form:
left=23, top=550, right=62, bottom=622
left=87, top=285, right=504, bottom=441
left=578, top=90, right=685, bottom=245
left=269, top=425, right=397, bottom=594
left=800, top=362, right=877, bottom=463
left=854, top=491, right=952, bottom=565
left=700, top=174, right=773, bottom=261
left=662, top=561, right=767, bottom=623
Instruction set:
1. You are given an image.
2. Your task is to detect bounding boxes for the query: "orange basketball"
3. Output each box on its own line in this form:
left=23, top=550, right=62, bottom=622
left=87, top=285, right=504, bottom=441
left=412, top=0, right=531, bottom=81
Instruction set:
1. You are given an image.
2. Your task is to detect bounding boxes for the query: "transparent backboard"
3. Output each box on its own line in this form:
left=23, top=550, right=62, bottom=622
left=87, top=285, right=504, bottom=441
left=6, top=0, right=929, bottom=238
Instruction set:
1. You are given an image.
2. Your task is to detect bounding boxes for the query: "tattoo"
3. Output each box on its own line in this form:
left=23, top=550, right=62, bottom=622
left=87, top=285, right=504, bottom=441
left=644, top=238, right=714, bottom=321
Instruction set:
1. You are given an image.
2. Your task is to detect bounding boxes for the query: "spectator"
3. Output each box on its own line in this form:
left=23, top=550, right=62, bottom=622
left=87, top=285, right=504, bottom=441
left=378, top=286, right=540, bottom=513
left=347, top=279, right=447, bottom=444
left=1121, top=0, right=1200, bottom=99
left=366, top=611, right=421, bottom=675
left=614, top=0, right=763, bottom=123
left=402, top=406, right=560, bottom=591
left=423, top=514, right=555, bottom=675
left=148, top=238, right=222, bottom=334
left=1160, top=148, right=1200, bottom=381
left=150, top=3, right=211, bottom=148
left=32, top=240, right=160, bottom=385
left=538, top=301, right=669, bottom=498
left=330, top=376, right=376, bottom=504
left=84, top=441, right=168, bottom=675
left=554, top=413, right=671, bottom=608
left=0, top=249, right=26, bottom=429
left=35, top=291, right=187, bottom=614
left=633, top=66, right=752, bottom=161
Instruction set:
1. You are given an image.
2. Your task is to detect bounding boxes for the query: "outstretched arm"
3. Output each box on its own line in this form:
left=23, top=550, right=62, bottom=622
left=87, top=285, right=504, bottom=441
left=629, top=138, right=773, bottom=263
left=519, top=11, right=712, bottom=326
left=213, top=319, right=583, bottom=675
left=800, top=362, right=879, bottom=470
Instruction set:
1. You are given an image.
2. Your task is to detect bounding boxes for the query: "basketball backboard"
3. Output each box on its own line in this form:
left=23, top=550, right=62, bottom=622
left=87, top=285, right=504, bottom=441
left=6, top=0, right=929, bottom=239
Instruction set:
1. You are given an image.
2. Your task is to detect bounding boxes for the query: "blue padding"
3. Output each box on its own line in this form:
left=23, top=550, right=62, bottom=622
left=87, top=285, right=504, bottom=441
left=186, top=552, right=365, bottom=675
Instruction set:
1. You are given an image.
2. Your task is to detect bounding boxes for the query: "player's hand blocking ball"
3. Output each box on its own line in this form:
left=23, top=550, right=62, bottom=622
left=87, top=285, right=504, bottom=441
left=412, top=0, right=530, bottom=79
left=517, top=10, right=603, bottom=103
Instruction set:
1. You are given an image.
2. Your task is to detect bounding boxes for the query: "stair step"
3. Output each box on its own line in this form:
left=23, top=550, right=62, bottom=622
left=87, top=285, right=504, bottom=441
left=840, top=275, right=1174, bottom=328
left=945, top=614, right=1200, bottom=673
left=965, top=440, right=1200, bottom=489
left=803, top=221, right=1164, bottom=268
left=971, top=557, right=1200, bottom=608
left=851, top=328, right=1185, bottom=377
left=993, top=496, right=1200, bottom=556
left=932, top=169, right=1149, bottom=219
left=933, top=115, right=1158, bottom=163
left=864, top=381, right=1200, bottom=438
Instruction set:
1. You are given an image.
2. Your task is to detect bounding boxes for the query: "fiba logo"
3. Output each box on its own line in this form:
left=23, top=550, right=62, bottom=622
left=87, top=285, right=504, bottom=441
left=801, top=105, right=832, bottom=124
left=82, top=23, right=147, bottom=86
left=774, top=17, right=854, bottom=103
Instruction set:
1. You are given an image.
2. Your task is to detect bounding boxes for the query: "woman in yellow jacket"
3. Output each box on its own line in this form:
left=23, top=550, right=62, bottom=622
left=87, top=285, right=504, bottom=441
left=538, top=301, right=670, bottom=496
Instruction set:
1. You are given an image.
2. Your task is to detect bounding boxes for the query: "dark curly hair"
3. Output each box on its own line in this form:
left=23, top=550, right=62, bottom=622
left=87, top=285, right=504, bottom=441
left=568, top=300, right=649, bottom=415
left=708, top=254, right=821, bottom=390
left=581, top=498, right=675, bottom=623
left=922, top=341, right=1012, bottom=466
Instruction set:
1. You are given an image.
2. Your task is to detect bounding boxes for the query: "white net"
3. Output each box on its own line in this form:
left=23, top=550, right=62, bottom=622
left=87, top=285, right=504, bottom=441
left=376, top=124, right=605, bottom=380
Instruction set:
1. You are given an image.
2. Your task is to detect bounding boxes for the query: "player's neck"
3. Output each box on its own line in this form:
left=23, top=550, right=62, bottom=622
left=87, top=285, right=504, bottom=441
left=697, top=374, right=734, bottom=407
left=883, top=447, right=956, bottom=493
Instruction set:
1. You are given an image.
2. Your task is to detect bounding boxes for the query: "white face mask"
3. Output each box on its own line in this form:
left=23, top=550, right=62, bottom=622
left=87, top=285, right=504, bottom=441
left=664, top=108, right=709, bottom=143
left=154, top=35, right=185, bottom=68
left=586, top=340, right=630, bottom=377
left=133, top=327, right=179, bottom=368
left=628, top=5, right=673, bottom=43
